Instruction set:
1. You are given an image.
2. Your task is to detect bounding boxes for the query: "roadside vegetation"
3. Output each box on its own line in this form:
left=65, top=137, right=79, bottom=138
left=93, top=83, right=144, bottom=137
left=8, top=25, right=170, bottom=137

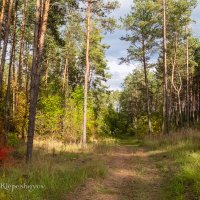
left=0, top=138, right=107, bottom=200
left=144, top=130, right=200, bottom=200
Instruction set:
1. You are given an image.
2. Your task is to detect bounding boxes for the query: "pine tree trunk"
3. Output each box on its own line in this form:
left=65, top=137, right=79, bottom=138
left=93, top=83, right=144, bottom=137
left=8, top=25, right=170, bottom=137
left=171, top=34, right=183, bottom=128
left=26, top=0, right=40, bottom=162
left=0, top=0, right=6, bottom=51
left=162, top=0, right=169, bottom=134
left=0, top=0, right=14, bottom=145
left=26, top=0, right=50, bottom=162
left=177, top=91, right=182, bottom=126
left=18, top=0, right=28, bottom=92
left=62, top=51, right=69, bottom=134
left=0, top=0, right=14, bottom=95
left=197, top=81, right=200, bottom=123
left=169, top=79, right=173, bottom=125
left=142, top=37, right=152, bottom=134
left=21, top=44, right=29, bottom=142
left=45, top=60, right=49, bottom=89
left=186, top=27, right=190, bottom=127
left=12, top=44, right=17, bottom=120
left=82, top=0, right=91, bottom=147
left=63, top=51, right=69, bottom=92
left=4, top=1, right=17, bottom=142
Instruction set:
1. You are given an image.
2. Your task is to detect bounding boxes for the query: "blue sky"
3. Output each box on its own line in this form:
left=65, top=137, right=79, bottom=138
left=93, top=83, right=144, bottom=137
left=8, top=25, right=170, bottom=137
left=104, top=0, right=200, bottom=90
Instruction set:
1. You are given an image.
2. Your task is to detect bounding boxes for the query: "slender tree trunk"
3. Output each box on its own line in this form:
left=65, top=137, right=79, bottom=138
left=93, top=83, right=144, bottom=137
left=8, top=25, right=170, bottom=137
left=21, top=44, right=29, bottom=142
left=186, top=27, right=190, bottom=127
left=142, top=37, right=152, bottom=134
left=191, top=76, right=195, bottom=124
left=0, top=0, right=14, bottom=95
left=0, top=0, right=14, bottom=145
left=45, top=60, right=49, bottom=89
left=0, top=0, right=6, bottom=144
left=171, top=34, right=183, bottom=127
left=62, top=51, right=69, bottom=134
left=82, top=0, right=91, bottom=147
left=197, top=81, right=200, bottom=123
left=177, top=91, right=182, bottom=126
left=162, top=0, right=169, bottom=134
left=169, top=79, right=173, bottom=125
left=4, top=1, right=17, bottom=141
left=0, top=0, right=6, bottom=51
left=63, top=51, right=69, bottom=92
left=18, top=0, right=28, bottom=92
left=26, top=0, right=40, bottom=162
left=12, top=44, right=17, bottom=120
left=26, top=0, right=50, bottom=162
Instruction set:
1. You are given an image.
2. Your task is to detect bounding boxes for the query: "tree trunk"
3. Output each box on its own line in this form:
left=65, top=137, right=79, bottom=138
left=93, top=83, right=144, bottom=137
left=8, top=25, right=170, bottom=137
left=12, top=42, right=17, bottom=120
left=177, top=91, right=182, bottom=126
left=142, top=37, right=152, bottom=134
left=21, top=44, right=29, bottom=142
left=0, top=0, right=14, bottom=95
left=171, top=34, right=183, bottom=127
left=62, top=51, right=69, bottom=134
left=169, top=79, right=173, bottom=125
left=0, top=0, right=6, bottom=51
left=63, top=51, right=69, bottom=92
left=26, top=0, right=50, bottom=162
left=45, top=60, right=49, bottom=89
left=186, top=27, right=190, bottom=127
left=82, top=0, right=91, bottom=147
left=4, top=0, right=17, bottom=142
left=162, top=0, right=169, bottom=134
left=18, top=0, right=28, bottom=92
left=197, top=81, right=200, bottom=123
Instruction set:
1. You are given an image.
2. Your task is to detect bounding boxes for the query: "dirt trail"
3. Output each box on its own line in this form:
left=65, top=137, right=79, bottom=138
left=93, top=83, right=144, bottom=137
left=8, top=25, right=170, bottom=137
left=66, top=145, right=167, bottom=200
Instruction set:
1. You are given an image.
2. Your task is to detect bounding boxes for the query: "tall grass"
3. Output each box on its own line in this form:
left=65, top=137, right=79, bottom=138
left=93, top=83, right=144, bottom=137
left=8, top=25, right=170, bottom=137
left=0, top=138, right=106, bottom=200
left=144, top=129, right=200, bottom=200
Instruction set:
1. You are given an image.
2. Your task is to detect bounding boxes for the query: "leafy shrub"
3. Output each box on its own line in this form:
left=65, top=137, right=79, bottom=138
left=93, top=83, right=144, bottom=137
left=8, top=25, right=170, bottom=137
left=8, top=133, right=19, bottom=148
left=36, top=94, right=63, bottom=135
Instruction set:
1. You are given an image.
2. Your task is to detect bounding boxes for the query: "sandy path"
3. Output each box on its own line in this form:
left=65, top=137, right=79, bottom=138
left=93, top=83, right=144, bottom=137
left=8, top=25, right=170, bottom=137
left=66, top=145, right=166, bottom=200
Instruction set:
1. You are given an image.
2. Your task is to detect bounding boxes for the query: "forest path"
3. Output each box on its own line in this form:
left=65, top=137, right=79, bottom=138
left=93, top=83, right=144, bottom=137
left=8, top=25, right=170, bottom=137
left=66, top=143, right=168, bottom=200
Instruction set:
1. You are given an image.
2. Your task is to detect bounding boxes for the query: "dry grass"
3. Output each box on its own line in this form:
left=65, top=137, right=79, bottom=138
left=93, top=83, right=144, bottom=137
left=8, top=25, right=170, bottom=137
left=144, top=129, right=200, bottom=149
left=0, top=138, right=107, bottom=200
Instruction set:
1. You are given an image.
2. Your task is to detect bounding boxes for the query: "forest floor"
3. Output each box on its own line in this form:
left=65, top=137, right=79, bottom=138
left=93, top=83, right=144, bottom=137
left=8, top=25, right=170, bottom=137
left=66, top=138, right=171, bottom=200
left=1, top=132, right=199, bottom=200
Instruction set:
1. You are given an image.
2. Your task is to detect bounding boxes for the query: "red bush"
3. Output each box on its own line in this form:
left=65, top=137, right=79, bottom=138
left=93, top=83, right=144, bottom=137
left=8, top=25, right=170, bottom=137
left=0, top=147, right=13, bottom=161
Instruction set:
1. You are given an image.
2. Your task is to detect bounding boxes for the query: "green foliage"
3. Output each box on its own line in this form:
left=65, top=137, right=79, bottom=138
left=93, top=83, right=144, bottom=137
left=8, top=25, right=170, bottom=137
left=13, top=93, right=26, bottom=135
left=118, top=69, right=162, bottom=136
left=36, top=95, right=63, bottom=135
left=121, top=0, right=159, bottom=63
left=8, top=133, right=20, bottom=148
left=103, top=104, right=127, bottom=136
left=36, top=86, right=109, bottom=142
left=151, top=114, right=162, bottom=134
left=63, top=87, right=84, bottom=142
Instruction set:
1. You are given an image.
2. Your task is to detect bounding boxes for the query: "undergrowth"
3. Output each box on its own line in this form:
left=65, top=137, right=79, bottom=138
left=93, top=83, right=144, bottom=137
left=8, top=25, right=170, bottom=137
left=144, top=129, right=200, bottom=200
left=0, top=139, right=107, bottom=200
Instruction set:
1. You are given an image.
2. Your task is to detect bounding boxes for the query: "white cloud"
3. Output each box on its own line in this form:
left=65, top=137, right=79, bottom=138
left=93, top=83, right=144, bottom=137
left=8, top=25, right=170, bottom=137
left=106, top=58, right=136, bottom=90
left=104, top=0, right=200, bottom=91
left=191, top=2, right=200, bottom=37
left=103, top=0, right=133, bottom=90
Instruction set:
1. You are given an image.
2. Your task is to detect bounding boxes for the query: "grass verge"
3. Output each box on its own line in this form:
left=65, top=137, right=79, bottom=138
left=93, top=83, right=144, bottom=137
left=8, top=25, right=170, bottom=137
left=0, top=139, right=106, bottom=200
left=144, top=130, right=200, bottom=200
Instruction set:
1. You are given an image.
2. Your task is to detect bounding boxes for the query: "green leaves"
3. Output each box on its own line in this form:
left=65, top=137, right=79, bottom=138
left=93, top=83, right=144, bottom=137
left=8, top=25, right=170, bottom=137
left=121, top=0, right=159, bottom=63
